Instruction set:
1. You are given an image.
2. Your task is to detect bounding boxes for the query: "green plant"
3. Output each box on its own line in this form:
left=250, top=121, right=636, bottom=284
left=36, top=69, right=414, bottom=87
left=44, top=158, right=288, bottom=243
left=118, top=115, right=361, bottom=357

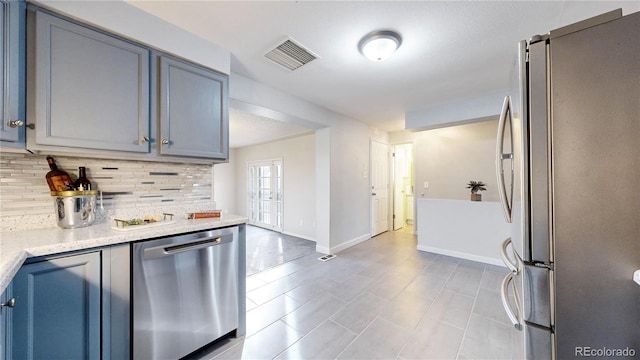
left=467, top=180, right=487, bottom=194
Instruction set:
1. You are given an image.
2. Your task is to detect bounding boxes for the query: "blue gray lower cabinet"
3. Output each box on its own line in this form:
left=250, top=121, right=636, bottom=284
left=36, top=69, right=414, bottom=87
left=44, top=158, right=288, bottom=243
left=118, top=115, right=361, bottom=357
left=12, top=252, right=101, bottom=359
left=5, top=225, right=244, bottom=359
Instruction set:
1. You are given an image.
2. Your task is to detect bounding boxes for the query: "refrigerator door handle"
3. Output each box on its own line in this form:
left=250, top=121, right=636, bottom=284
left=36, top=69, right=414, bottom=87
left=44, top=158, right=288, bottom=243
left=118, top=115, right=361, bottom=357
left=501, top=237, right=523, bottom=274
left=496, top=96, right=513, bottom=223
left=501, top=272, right=523, bottom=330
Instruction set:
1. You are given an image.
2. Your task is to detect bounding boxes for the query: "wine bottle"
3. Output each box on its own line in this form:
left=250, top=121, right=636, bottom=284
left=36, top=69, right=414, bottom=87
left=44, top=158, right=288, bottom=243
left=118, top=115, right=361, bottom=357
left=74, top=166, right=92, bottom=191
left=45, top=156, right=74, bottom=191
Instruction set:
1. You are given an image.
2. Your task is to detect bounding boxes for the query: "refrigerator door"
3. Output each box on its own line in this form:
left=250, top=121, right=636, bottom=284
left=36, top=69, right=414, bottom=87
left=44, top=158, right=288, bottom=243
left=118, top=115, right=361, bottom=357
left=527, top=40, right=552, bottom=265
left=522, top=264, right=551, bottom=328
left=525, top=323, right=553, bottom=360
left=549, top=12, right=640, bottom=358
left=509, top=40, right=529, bottom=266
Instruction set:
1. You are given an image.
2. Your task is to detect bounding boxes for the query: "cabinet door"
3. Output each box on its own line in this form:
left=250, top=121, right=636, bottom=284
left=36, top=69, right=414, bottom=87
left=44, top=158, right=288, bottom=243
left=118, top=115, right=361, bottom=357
left=1, top=284, right=13, bottom=360
left=159, top=56, right=228, bottom=159
left=31, top=11, right=150, bottom=152
left=12, top=252, right=101, bottom=359
left=0, top=1, right=26, bottom=145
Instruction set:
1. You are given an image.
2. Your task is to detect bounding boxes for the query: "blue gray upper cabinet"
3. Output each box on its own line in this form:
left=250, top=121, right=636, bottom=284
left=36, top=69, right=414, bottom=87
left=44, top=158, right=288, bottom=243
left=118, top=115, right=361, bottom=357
left=159, top=55, right=229, bottom=159
left=30, top=10, right=150, bottom=152
left=0, top=1, right=26, bottom=146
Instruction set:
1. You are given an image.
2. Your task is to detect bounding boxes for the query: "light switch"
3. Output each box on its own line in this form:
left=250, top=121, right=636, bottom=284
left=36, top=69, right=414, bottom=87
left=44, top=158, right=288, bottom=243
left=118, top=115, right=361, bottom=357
left=423, top=181, right=429, bottom=189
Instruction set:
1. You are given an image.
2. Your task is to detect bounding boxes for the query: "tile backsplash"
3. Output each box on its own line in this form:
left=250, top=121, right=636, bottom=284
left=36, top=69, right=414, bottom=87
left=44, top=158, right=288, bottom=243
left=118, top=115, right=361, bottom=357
left=0, top=153, right=216, bottom=231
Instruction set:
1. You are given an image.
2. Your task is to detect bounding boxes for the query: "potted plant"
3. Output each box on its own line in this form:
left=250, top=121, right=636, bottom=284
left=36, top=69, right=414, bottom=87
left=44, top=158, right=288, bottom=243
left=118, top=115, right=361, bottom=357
left=467, top=180, right=487, bottom=201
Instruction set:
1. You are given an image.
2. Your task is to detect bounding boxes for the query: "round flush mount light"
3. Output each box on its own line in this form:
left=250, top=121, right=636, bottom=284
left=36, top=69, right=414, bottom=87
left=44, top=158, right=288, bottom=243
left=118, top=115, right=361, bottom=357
left=358, top=30, right=402, bottom=62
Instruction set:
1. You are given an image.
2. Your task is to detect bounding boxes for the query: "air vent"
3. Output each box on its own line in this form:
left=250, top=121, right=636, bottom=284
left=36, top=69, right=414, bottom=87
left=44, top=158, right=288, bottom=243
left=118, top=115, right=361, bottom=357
left=264, top=38, right=318, bottom=71
left=318, top=254, right=336, bottom=262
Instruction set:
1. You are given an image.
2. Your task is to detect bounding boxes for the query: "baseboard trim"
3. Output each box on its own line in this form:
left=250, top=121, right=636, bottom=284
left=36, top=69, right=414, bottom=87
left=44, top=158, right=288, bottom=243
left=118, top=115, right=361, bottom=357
left=330, top=233, right=371, bottom=254
left=282, top=231, right=316, bottom=242
left=416, top=245, right=505, bottom=267
left=316, top=245, right=331, bottom=255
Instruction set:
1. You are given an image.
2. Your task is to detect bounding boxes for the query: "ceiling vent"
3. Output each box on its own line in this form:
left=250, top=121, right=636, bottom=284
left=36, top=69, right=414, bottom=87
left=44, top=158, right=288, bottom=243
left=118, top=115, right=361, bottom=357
left=264, top=38, right=318, bottom=71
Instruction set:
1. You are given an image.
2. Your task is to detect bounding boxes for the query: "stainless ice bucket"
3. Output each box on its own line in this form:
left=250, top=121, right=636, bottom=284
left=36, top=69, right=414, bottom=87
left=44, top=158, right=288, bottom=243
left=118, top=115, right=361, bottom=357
left=51, top=190, right=98, bottom=229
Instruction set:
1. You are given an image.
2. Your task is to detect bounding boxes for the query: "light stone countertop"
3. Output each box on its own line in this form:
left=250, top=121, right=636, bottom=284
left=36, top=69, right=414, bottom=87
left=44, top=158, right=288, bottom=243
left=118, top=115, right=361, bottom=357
left=0, top=214, right=247, bottom=295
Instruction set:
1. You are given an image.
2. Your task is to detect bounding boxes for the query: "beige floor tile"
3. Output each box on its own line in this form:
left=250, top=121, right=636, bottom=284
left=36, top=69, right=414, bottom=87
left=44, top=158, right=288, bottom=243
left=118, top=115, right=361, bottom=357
left=245, top=294, right=303, bottom=336
left=425, top=289, right=475, bottom=330
left=204, top=227, right=524, bottom=360
left=399, top=315, right=465, bottom=360
left=378, top=290, right=432, bottom=331
left=281, top=293, right=347, bottom=333
left=215, top=321, right=303, bottom=360
left=337, top=317, right=408, bottom=359
left=458, top=314, right=522, bottom=360
left=331, top=292, right=391, bottom=334
left=276, top=320, right=357, bottom=360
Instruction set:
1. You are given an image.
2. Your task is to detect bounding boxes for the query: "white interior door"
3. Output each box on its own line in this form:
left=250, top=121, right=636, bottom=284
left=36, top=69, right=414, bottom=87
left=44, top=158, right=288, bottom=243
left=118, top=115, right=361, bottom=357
left=371, top=140, right=389, bottom=236
left=247, top=159, right=283, bottom=231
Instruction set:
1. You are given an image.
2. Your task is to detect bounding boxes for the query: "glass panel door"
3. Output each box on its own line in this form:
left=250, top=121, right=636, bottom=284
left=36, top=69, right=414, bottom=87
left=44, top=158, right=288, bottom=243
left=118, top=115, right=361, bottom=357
left=247, top=159, right=283, bottom=231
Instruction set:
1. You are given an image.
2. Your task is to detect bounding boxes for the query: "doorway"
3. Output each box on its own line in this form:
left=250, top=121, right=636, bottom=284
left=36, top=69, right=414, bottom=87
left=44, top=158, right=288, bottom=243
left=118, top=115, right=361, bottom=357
left=392, top=143, right=414, bottom=231
left=247, top=158, right=283, bottom=232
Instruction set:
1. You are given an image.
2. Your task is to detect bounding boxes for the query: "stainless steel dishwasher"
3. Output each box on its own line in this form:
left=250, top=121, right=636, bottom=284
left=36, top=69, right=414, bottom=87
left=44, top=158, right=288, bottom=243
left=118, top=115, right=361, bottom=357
left=132, top=227, right=239, bottom=360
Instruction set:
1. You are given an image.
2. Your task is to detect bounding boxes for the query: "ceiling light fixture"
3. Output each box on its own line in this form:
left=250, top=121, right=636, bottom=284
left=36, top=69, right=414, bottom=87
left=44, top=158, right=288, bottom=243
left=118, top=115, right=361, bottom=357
left=358, top=30, right=402, bottom=62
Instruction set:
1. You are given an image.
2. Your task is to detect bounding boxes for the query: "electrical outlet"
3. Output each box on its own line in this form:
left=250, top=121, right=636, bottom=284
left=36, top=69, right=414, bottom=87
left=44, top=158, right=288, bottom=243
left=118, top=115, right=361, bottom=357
left=423, top=181, right=429, bottom=189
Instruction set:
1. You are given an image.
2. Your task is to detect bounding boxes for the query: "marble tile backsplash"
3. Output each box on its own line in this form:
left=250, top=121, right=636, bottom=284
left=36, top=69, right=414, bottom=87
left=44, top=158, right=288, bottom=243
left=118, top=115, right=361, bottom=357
left=0, top=153, right=216, bottom=231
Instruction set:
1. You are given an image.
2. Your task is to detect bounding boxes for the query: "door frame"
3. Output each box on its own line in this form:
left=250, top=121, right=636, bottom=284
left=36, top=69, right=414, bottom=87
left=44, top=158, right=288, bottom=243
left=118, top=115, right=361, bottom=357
left=391, top=142, right=415, bottom=231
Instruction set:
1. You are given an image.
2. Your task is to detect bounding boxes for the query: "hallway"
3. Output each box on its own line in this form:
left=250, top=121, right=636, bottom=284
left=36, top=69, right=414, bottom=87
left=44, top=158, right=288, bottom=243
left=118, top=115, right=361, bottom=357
left=203, top=228, right=522, bottom=359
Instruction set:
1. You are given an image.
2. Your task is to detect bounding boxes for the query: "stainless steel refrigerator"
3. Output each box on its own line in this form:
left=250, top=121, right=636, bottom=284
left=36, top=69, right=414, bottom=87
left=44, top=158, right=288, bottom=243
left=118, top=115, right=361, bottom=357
left=495, top=9, right=640, bottom=360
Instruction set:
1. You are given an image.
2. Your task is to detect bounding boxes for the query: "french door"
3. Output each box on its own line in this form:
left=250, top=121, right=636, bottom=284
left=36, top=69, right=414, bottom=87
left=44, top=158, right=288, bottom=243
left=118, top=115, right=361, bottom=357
left=247, top=159, right=283, bottom=231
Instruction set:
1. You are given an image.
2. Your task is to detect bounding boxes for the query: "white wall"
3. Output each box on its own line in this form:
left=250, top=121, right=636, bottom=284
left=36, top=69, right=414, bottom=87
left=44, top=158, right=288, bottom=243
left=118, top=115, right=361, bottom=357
left=225, top=134, right=316, bottom=241
left=415, top=120, right=500, bottom=202
left=405, top=91, right=503, bottom=131
left=230, top=73, right=386, bottom=253
left=417, top=199, right=510, bottom=266
left=213, top=148, right=237, bottom=215
left=392, top=120, right=499, bottom=202
left=390, top=120, right=500, bottom=233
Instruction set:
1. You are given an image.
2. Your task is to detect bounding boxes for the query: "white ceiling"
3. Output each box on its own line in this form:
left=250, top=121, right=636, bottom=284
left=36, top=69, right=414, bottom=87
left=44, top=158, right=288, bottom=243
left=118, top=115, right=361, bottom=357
left=128, top=0, right=639, bottom=145
left=229, top=108, right=313, bottom=148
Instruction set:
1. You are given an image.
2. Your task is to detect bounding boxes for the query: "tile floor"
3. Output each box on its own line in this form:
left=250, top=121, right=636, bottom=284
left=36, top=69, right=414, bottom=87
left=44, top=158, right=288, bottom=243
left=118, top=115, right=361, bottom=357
left=200, top=225, right=523, bottom=360
left=245, top=226, right=318, bottom=276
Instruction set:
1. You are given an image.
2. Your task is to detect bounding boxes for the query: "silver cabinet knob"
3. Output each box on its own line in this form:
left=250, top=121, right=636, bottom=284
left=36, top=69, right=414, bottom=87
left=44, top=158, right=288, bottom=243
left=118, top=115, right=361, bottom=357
left=0, top=298, right=16, bottom=308
left=8, top=120, right=24, bottom=128
left=161, top=139, right=169, bottom=145
left=141, top=136, right=150, bottom=143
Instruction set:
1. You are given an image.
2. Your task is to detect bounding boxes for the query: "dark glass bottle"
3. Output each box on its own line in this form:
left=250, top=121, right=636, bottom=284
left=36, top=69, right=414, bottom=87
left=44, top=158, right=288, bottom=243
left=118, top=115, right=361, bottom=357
left=45, top=156, right=74, bottom=191
left=74, top=166, right=92, bottom=191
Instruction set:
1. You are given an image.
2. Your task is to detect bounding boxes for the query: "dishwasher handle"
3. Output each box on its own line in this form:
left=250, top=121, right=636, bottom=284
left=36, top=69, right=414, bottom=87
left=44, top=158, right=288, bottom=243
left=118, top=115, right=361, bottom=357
left=143, top=235, right=232, bottom=260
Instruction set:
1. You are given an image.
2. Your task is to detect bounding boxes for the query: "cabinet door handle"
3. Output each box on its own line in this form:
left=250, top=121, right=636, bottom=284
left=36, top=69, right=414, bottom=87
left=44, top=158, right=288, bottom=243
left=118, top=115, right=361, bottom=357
left=161, top=138, right=169, bottom=145
left=140, top=136, right=150, bottom=143
left=8, top=120, right=24, bottom=128
left=0, top=298, right=16, bottom=308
